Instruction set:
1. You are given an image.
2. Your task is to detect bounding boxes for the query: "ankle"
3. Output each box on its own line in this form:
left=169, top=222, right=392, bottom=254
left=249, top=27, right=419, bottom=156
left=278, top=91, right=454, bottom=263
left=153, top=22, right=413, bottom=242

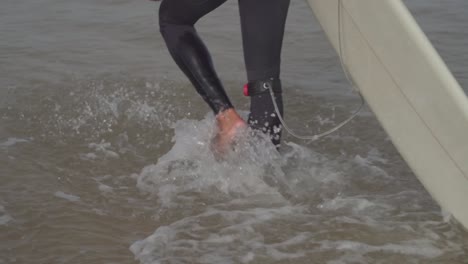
left=216, top=108, right=246, bottom=132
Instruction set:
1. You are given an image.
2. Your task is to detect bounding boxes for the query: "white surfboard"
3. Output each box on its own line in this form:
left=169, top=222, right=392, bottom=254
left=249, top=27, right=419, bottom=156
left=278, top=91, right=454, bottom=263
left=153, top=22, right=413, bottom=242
left=306, top=0, right=468, bottom=229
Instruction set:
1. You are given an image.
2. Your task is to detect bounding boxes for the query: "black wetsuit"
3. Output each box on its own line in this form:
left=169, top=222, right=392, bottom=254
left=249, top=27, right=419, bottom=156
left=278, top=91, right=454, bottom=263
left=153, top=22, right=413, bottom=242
left=159, top=0, right=290, bottom=146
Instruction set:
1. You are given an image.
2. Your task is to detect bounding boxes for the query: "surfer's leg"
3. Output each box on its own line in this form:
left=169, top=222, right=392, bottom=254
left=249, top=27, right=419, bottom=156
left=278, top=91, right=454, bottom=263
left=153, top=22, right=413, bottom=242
left=239, top=0, right=290, bottom=148
left=159, top=0, right=233, bottom=114
left=159, top=0, right=246, bottom=153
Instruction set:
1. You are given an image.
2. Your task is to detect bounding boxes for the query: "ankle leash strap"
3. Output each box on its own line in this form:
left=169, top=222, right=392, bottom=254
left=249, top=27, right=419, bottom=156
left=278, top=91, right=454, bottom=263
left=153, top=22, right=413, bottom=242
left=243, top=78, right=282, bottom=97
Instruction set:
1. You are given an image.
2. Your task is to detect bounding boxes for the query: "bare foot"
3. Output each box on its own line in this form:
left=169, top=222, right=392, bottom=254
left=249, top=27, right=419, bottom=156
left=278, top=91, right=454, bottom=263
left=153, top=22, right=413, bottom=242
left=213, top=108, right=247, bottom=155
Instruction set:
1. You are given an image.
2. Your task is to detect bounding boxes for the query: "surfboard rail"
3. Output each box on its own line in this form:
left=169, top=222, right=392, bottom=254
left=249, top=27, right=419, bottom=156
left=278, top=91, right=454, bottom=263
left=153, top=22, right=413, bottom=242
left=307, top=0, right=468, bottom=229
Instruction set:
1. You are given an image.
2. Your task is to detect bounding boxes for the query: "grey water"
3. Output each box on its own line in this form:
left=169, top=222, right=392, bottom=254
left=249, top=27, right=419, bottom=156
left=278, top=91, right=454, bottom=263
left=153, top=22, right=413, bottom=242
left=1, top=0, right=467, bottom=263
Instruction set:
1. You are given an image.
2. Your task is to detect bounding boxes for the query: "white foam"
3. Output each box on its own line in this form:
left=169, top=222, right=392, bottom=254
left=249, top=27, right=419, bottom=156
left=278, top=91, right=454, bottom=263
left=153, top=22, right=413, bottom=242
left=366, top=148, right=388, bottom=164
left=80, top=152, right=98, bottom=160
left=0, top=214, right=13, bottom=226
left=353, top=153, right=392, bottom=180
left=87, top=140, right=119, bottom=159
left=130, top=115, right=459, bottom=263
left=319, top=239, right=444, bottom=259
left=0, top=137, right=29, bottom=148
left=135, top=116, right=288, bottom=208
left=318, top=196, right=394, bottom=216
left=130, top=205, right=308, bottom=264
left=54, top=191, right=80, bottom=202
left=441, top=209, right=453, bottom=223
left=131, top=117, right=351, bottom=263
left=0, top=205, right=13, bottom=225
left=240, top=252, right=255, bottom=263
left=98, top=183, right=113, bottom=193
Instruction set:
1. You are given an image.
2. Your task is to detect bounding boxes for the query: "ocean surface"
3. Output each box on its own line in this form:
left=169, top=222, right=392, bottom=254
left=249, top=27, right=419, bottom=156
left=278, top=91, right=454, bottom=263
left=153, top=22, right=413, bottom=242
left=1, top=0, right=467, bottom=263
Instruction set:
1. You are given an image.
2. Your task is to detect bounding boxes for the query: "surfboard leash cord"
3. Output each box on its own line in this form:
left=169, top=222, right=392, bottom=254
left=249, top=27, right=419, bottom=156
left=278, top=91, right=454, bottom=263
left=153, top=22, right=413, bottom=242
left=268, top=0, right=365, bottom=143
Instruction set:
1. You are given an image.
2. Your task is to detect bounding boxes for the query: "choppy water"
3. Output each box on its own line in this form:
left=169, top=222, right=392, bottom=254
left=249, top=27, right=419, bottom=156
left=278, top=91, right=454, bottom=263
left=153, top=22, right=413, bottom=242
left=1, top=0, right=467, bottom=263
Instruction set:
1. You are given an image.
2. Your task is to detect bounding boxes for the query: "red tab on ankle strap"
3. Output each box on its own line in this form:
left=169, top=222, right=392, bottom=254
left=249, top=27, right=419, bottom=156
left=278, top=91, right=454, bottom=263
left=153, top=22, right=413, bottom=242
left=243, top=83, right=249, bottom=96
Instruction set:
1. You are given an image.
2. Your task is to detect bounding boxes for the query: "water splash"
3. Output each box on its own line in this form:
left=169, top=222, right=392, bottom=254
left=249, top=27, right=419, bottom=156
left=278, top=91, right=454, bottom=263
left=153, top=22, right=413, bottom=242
left=130, top=115, right=466, bottom=263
